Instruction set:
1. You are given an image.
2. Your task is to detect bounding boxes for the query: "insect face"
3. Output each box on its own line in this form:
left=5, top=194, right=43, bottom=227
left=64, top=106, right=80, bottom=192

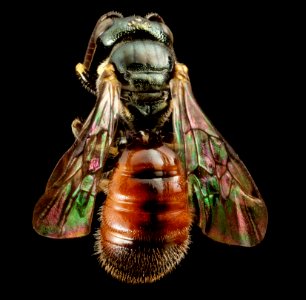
left=101, top=15, right=175, bottom=92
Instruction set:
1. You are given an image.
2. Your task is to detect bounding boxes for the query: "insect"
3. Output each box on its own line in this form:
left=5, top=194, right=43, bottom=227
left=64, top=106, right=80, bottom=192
left=33, top=11, right=268, bottom=284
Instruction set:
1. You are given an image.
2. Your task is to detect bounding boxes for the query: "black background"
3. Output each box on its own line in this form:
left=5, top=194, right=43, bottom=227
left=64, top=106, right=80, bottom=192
left=7, top=0, right=298, bottom=297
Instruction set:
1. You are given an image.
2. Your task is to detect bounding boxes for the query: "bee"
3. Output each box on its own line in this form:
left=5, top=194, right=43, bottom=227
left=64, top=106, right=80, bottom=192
left=33, top=11, right=268, bottom=284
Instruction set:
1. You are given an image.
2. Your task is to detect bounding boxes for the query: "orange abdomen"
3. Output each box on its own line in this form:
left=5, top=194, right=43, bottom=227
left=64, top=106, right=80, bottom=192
left=95, top=144, right=193, bottom=284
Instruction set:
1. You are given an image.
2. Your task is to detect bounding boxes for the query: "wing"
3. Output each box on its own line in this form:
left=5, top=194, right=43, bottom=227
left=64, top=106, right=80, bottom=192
left=33, top=63, right=121, bottom=239
left=170, top=63, right=268, bottom=247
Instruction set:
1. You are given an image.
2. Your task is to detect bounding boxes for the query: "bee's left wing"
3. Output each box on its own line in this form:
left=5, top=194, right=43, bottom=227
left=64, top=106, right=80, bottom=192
left=170, top=63, right=268, bottom=247
left=33, top=63, right=121, bottom=238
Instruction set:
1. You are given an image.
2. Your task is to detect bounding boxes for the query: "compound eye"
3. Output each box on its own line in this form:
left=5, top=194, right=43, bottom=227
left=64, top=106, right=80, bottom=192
left=94, top=12, right=123, bottom=39
left=103, top=11, right=124, bottom=19
left=98, top=11, right=124, bottom=31
left=145, top=12, right=165, bottom=23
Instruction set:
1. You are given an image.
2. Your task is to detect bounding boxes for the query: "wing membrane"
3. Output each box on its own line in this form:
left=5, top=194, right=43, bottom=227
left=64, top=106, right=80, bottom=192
left=33, top=64, right=121, bottom=238
left=171, top=63, right=268, bottom=246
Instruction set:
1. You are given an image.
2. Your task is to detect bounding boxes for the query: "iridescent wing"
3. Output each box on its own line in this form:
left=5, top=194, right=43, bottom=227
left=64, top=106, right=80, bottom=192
left=33, top=64, right=121, bottom=239
left=170, top=63, right=268, bottom=247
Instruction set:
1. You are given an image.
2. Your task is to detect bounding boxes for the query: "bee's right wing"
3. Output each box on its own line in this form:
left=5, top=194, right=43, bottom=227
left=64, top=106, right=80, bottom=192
left=32, top=63, right=121, bottom=239
left=171, top=63, right=268, bottom=247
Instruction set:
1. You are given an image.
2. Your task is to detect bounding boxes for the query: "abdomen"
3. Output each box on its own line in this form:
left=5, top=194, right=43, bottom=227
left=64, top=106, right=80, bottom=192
left=95, top=144, right=193, bottom=284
